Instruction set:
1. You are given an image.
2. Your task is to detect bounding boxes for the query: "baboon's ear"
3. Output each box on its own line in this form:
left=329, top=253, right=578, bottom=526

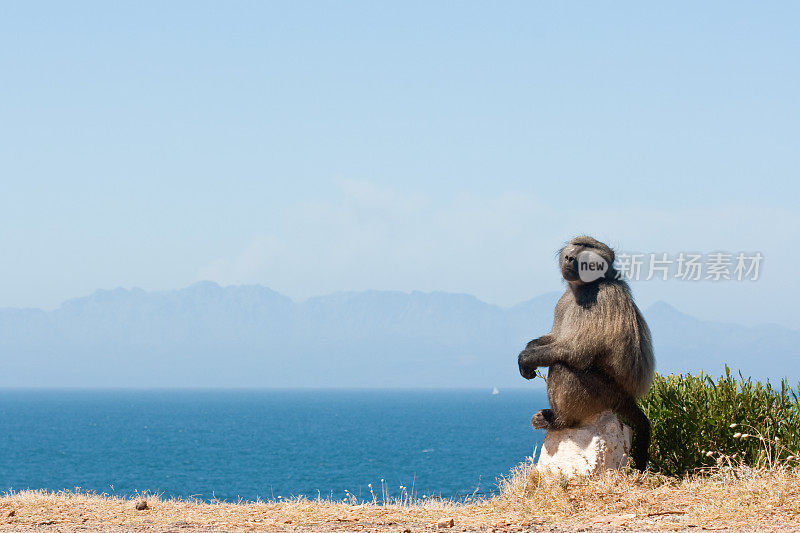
left=604, top=244, right=615, bottom=265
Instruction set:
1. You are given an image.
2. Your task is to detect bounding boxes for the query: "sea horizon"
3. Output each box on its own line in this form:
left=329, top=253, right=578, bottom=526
left=0, top=388, right=548, bottom=502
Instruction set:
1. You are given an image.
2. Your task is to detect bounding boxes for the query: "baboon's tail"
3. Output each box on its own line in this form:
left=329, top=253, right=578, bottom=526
left=616, top=397, right=651, bottom=471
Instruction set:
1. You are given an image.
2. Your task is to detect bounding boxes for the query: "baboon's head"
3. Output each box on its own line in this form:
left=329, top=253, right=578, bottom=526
left=558, top=236, right=616, bottom=284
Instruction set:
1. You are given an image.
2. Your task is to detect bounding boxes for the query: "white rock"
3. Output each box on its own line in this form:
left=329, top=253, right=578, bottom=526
left=535, top=410, right=632, bottom=478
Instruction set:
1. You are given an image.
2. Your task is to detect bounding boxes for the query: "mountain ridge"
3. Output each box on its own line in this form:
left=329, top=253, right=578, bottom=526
left=1, top=282, right=797, bottom=388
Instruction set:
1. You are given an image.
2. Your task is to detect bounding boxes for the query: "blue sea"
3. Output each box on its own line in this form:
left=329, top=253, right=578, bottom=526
left=0, top=389, right=547, bottom=502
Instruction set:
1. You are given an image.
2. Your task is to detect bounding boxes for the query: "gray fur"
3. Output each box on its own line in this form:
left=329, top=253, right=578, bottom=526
left=518, top=236, right=655, bottom=470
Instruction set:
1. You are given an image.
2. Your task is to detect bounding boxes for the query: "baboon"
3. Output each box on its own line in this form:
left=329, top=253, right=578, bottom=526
left=517, top=236, right=655, bottom=471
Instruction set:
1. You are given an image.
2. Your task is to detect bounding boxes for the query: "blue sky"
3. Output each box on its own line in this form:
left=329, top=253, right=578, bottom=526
left=1, top=2, right=798, bottom=327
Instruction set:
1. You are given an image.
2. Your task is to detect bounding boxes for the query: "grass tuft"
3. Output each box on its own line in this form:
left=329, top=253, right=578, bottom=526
left=640, top=367, right=800, bottom=476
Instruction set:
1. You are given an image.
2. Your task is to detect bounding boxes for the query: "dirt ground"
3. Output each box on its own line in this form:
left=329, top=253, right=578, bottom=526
left=0, top=518, right=797, bottom=532
left=0, top=496, right=797, bottom=533
left=3, top=464, right=799, bottom=532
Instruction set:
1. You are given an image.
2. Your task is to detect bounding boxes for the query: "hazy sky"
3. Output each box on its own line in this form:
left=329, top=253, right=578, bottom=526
left=1, top=2, right=798, bottom=328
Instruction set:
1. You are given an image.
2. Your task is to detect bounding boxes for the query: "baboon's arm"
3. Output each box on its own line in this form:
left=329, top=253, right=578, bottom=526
left=517, top=338, right=596, bottom=371
left=524, top=334, right=555, bottom=349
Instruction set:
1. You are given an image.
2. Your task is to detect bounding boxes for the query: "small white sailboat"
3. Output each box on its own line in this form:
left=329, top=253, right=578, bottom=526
left=491, top=387, right=499, bottom=395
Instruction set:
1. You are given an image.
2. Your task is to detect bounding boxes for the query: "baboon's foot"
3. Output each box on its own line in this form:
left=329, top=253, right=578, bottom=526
left=531, top=409, right=555, bottom=429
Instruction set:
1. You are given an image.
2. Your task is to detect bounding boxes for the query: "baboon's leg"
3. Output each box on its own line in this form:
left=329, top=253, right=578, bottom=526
left=615, top=397, right=651, bottom=472
left=531, top=408, right=569, bottom=430
left=534, top=363, right=615, bottom=430
left=536, top=364, right=651, bottom=471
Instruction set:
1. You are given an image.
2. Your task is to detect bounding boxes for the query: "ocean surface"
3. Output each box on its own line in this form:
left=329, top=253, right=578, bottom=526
left=0, top=389, right=547, bottom=502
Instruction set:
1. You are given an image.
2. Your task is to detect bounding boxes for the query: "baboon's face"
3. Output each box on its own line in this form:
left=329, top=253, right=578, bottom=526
left=559, top=236, right=615, bottom=284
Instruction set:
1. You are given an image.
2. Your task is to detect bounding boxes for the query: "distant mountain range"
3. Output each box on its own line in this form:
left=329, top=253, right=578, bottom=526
left=1, top=282, right=797, bottom=388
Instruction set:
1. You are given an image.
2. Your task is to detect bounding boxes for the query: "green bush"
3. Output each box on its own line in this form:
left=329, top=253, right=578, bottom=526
left=639, top=367, right=800, bottom=476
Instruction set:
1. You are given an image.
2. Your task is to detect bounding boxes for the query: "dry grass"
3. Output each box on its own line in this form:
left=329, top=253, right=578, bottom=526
left=496, top=459, right=800, bottom=528
left=2, top=461, right=800, bottom=531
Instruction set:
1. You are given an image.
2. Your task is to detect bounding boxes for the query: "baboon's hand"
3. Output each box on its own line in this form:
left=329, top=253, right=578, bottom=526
left=518, top=350, right=538, bottom=380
